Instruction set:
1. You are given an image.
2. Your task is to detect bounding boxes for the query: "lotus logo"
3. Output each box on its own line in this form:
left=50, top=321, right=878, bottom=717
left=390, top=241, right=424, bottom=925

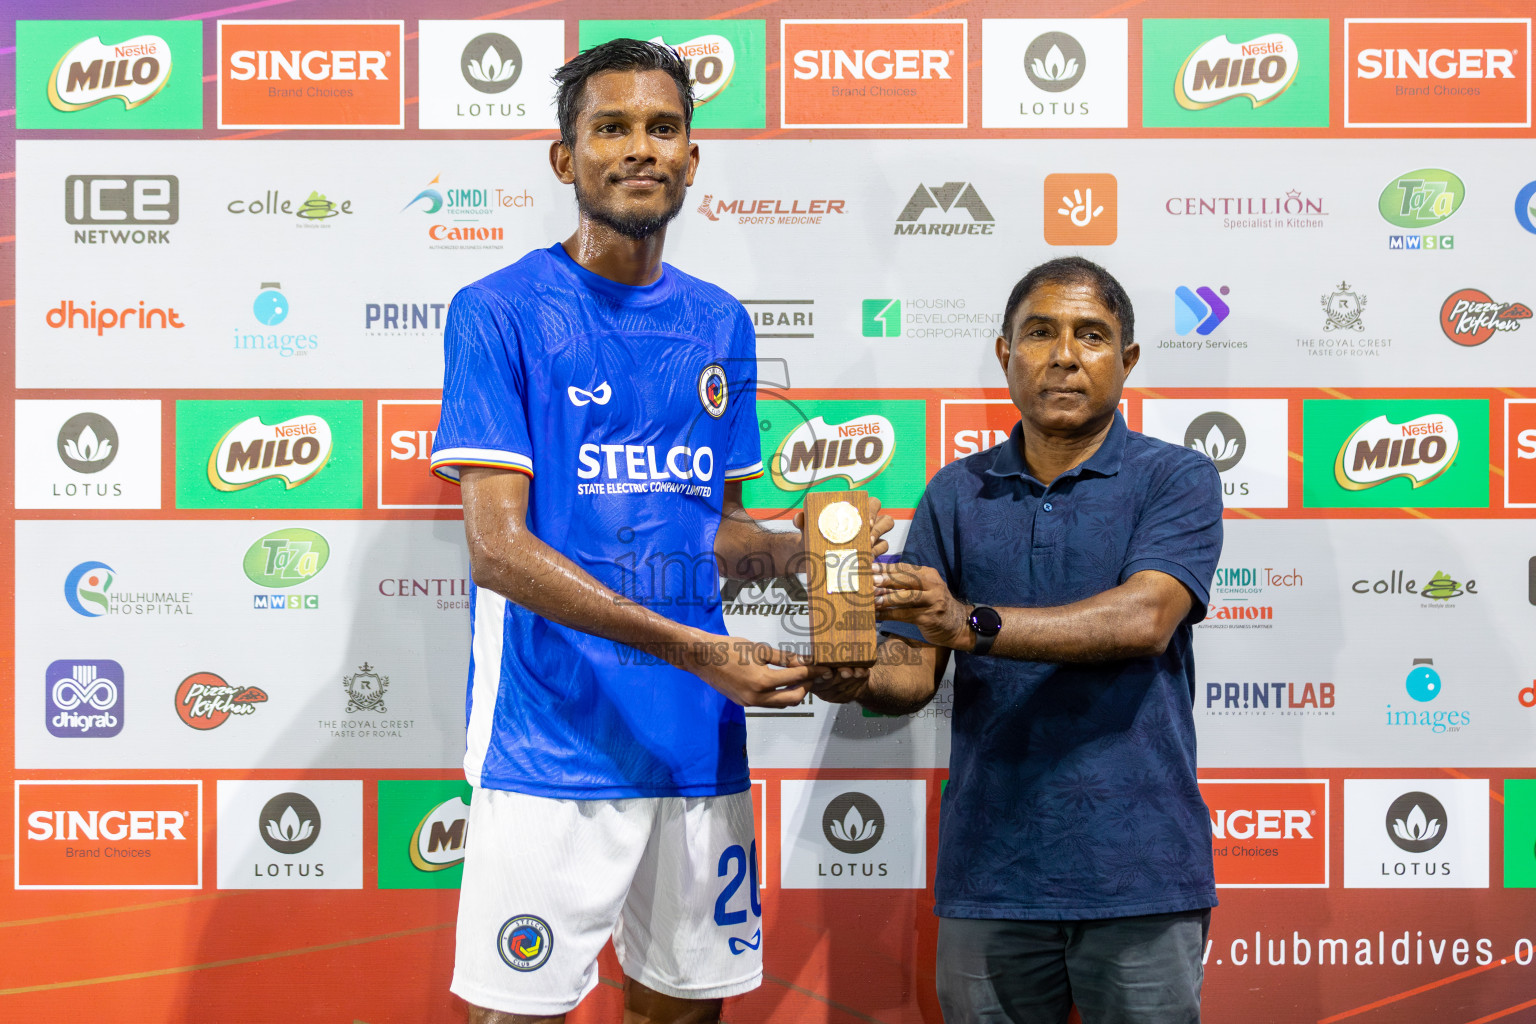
left=1378, top=169, right=1465, bottom=227
left=770, top=414, right=896, bottom=491
left=1184, top=411, right=1246, bottom=472
left=1176, top=33, right=1299, bottom=110
left=1024, top=32, right=1086, bottom=92
left=57, top=412, right=120, bottom=473
left=1385, top=791, right=1447, bottom=854
left=259, top=792, right=321, bottom=855
left=208, top=415, right=333, bottom=492
left=48, top=34, right=173, bottom=113
left=1334, top=414, right=1458, bottom=490
left=64, top=561, right=115, bottom=617
left=822, top=791, right=884, bottom=854
left=460, top=33, right=522, bottom=94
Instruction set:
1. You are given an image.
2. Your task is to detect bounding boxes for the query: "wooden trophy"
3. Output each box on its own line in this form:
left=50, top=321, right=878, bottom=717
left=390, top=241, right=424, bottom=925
left=802, top=490, right=877, bottom=667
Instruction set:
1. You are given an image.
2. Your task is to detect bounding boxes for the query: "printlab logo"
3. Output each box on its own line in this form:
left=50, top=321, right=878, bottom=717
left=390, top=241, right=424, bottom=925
left=259, top=793, right=321, bottom=855
left=499, top=915, right=554, bottom=972
left=45, top=660, right=124, bottom=738
left=175, top=671, right=268, bottom=730
left=1185, top=411, right=1245, bottom=472
left=1174, top=285, right=1231, bottom=335
left=1043, top=173, right=1116, bottom=245
left=461, top=33, right=520, bottom=92
left=893, top=182, right=995, bottom=236
left=822, top=792, right=884, bottom=855
left=65, top=175, right=178, bottom=246
left=16, top=21, right=204, bottom=129
left=1440, top=289, right=1530, bottom=347
left=1322, top=282, right=1367, bottom=331
left=65, top=561, right=116, bottom=616
left=1386, top=791, right=1447, bottom=854
left=57, top=413, right=119, bottom=474
left=1026, top=32, right=1085, bottom=91
left=343, top=662, right=389, bottom=713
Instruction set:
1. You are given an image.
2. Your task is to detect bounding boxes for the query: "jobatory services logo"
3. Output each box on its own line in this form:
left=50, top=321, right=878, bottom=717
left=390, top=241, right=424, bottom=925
left=1175, top=285, right=1232, bottom=336
left=65, top=175, right=178, bottom=246
left=176, top=400, right=363, bottom=510
left=1344, top=778, right=1488, bottom=889
left=780, top=780, right=926, bottom=889
left=582, top=21, right=766, bottom=128
left=1440, top=289, right=1531, bottom=346
left=379, top=400, right=459, bottom=509
left=1345, top=19, right=1531, bottom=127
left=1380, top=168, right=1464, bottom=251
left=893, top=181, right=994, bottom=236
left=1043, top=173, right=1117, bottom=245
left=981, top=19, right=1129, bottom=127
left=1201, top=780, right=1329, bottom=887
left=781, top=20, right=967, bottom=128
left=747, top=397, right=926, bottom=514
left=218, top=21, right=404, bottom=129
left=416, top=21, right=562, bottom=129
left=1142, top=19, right=1330, bottom=127
left=1302, top=399, right=1489, bottom=509
left=377, top=780, right=474, bottom=888
left=1141, top=399, right=1289, bottom=508
left=1507, top=399, right=1536, bottom=508
left=15, top=400, right=161, bottom=510
left=175, top=671, right=268, bottom=730
left=16, top=21, right=203, bottom=129
left=217, top=780, right=362, bottom=889
left=16, top=780, right=202, bottom=889
left=45, top=660, right=124, bottom=739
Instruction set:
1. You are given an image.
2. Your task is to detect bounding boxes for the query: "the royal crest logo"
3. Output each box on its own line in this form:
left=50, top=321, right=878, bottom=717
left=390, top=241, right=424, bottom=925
left=175, top=671, right=268, bottom=730
left=343, top=662, right=389, bottom=714
left=1321, top=282, right=1367, bottom=332
left=498, top=915, right=554, bottom=971
left=1439, top=289, right=1531, bottom=347
left=698, top=364, right=728, bottom=419
left=770, top=414, right=896, bottom=490
left=1334, top=414, right=1459, bottom=490
left=208, top=415, right=333, bottom=492
left=49, top=34, right=174, bottom=112
left=1175, top=33, right=1299, bottom=109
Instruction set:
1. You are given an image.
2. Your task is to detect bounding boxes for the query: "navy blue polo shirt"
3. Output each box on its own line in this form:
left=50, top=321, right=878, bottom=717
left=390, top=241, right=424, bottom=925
left=885, top=412, right=1223, bottom=920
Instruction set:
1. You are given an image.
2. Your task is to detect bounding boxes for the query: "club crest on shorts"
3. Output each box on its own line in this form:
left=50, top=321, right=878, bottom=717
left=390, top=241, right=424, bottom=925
left=497, top=914, right=554, bottom=971
left=698, top=363, right=728, bottom=419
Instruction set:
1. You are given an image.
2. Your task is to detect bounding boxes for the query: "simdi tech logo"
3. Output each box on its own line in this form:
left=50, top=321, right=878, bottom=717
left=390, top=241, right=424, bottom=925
left=16, top=780, right=203, bottom=890
left=745, top=397, right=927, bottom=514
left=581, top=21, right=766, bottom=129
left=176, top=400, right=363, bottom=510
left=1142, top=19, right=1330, bottom=127
left=781, top=20, right=967, bottom=128
left=1346, top=19, right=1531, bottom=128
left=415, top=20, right=563, bottom=130
left=1302, top=399, right=1489, bottom=509
left=16, top=20, right=203, bottom=129
left=377, top=780, right=473, bottom=889
left=218, top=21, right=404, bottom=129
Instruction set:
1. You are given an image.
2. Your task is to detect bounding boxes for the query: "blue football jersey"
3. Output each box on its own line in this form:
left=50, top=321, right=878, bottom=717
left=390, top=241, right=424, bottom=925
left=431, top=243, right=763, bottom=798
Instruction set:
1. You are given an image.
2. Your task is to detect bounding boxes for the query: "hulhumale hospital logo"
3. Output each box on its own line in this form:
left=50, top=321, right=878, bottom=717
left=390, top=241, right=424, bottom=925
left=65, top=561, right=115, bottom=616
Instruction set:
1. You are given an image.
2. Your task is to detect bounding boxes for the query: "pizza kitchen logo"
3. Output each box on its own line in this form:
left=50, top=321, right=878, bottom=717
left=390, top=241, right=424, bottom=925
left=1439, top=289, right=1530, bottom=347
left=175, top=671, right=268, bottom=729
left=207, top=415, right=333, bottom=492
left=1333, top=414, right=1458, bottom=490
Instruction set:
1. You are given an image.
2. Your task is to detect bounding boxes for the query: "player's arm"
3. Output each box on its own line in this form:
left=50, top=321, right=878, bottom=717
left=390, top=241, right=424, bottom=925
left=460, top=467, right=823, bottom=708
left=809, top=634, right=946, bottom=715
left=714, top=482, right=895, bottom=579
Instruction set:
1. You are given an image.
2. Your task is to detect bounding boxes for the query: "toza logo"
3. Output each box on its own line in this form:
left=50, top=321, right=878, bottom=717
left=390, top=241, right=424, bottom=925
left=1386, top=791, right=1447, bottom=854
left=822, top=792, right=885, bottom=855
left=1185, top=411, right=1246, bottom=472
left=567, top=382, right=612, bottom=407
left=460, top=33, right=521, bottom=93
left=1439, top=289, right=1531, bottom=347
left=208, top=415, right=333, bottom=492
left=1333, top=414, right=1458, bottom=490
left=1379, top=169, right=1465, bottom=227
left=1176, top=33, right=1299, bottom=110
left=244, top=528, right=330, bottom=588
left=770, top=414, right=896, bottom=490
left=49, top=34, right=174, bottom=112
left=1322, top=282, right=1367, bottom=332
left=259, top=792, right=321, bottom=854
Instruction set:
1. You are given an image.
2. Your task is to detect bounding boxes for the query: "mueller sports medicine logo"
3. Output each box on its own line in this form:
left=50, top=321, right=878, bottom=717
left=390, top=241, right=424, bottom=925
left=1440, top=289, right=1530, bottom=346
left=770, top=414, right=896, bottom=491
left=1334, top=414, right=1458, bottom=490
left=894, top=182, right=994, bottom=236
left=219, top=21, right=404, bottom=129
left=208, top=415, right=333, bottom=492
left=696, top=196, right=845, bottom=226
left=16, top=781, right=202, bottom=890
left=48, top=33, right=174, bottom=112
left=46, top=660, right=124, bottom=738
left=1176, top=32, right=1300, bottom=109
left=782, top=20, right=966, bottom=128
left=1346, top=19, right=1531, bottom=127
left=65, top=175, right=177, bottom=246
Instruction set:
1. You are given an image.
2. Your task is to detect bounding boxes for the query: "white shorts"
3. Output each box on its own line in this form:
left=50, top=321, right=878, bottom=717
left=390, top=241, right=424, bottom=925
left=450, top=786, right=764, bottom=1017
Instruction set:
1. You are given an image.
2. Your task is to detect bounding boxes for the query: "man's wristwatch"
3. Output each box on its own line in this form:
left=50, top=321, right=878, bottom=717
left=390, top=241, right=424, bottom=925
left=967, top=606, right=1003, bottom=655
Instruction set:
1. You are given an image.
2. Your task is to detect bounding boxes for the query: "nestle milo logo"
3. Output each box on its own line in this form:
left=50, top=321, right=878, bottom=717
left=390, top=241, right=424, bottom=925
left=770, top=413, right=896, bottom=490
left=1379, top=169, right=1465, bottom=227
left=243, top=528, right=329, bottom=588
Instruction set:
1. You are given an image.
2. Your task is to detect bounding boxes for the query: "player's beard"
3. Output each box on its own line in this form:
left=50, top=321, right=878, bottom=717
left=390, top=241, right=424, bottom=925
left=575, top=175, right=688, bottom=240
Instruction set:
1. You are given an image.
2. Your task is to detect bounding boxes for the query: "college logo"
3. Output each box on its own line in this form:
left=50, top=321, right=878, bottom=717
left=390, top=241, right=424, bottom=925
left=66, top=175, right=177, bottom=246
left=1142, top=19, right=1329, bottom=127
left=782, top=20, right=967, bottom=128
left=1507, top=400, right=1536, bottom=508
left=377, top=781, right=473, bottom=889
left=226, top=189, right=353, bottom=226
left=1202, top=780, right=1329, bottom=887
left=259, top=792, right=321, bottom=855
left=1303, top=400, right=1489, bottom=509
left=894, top=182, right=994, bottom=236
left=499, top=915, right=555, bottom=971
left=698, top=364, right=728, bottom=419
left=582, top=20, right=766, bottom=128
left=1351, top=569, right=1476, bottom=603
left=208, top=415, right=332, bottom=491
left=1440, top=289, right=1531, bottom=346
left=1043, top=173, right=1116, bottom=245
left=1346, top=19, right=1530, bottom=127
left=219, top=21, right=404, bottom=129
left=177, top=400, right=363, bottom=510
left=416, top=21, right=562, bottom=129
left=45, top=660, right=124, bottom=738
left=982, top=20, right=1129, bottom=128
left=379, top=401, right=459, bottom=509
left=16, top=21, right=203, bottom=129
left=822, top=792, right=884, bottom=855
left=64, top=561, right=115, bottom=616
left=343, top=663, right=389, bottom=714
left=57, top=413, right=119, bottom=474
left=244, top=528, right=329, bottom=589
left=175, top=672, right=268, bottom=730
left=1174, top=285, right=1231, bottom=335
left=16, top=780, right=202, bottom=889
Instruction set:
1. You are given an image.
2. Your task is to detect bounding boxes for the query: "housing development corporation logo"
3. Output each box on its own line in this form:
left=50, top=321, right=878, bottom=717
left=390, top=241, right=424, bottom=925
left=981, top=20, right=1129, bottom=128
left=894, top=182, right=994, bottom=236
left=1303, top=400, right=1488, bottom=509
left=16, top=21, right=203, bottom=129
left=781, top=20, right=967, bottom=128
left=219, top=21, right=404, bottom=128
left=1439, top=289, right=1531, bottom=346
left=1346, top=19, right=1531, bottom=127
left=582, top=21, right=766, bottom=128
left=1043, top=173, right=1116, bottom=245
left=45, top=660, right=124, bottom=738
left=1142, top=19, right=1329, bottom=127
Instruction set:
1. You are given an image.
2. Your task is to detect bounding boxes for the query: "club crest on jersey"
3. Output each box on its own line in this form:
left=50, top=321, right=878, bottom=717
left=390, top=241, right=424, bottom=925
left=698, top=364, right=728, bottom=419
left=498, top=914, right=554, bottom=971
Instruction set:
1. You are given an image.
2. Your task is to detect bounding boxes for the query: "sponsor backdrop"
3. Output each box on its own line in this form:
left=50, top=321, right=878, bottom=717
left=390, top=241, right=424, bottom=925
left=3, top=2, right=1536, bottom=1023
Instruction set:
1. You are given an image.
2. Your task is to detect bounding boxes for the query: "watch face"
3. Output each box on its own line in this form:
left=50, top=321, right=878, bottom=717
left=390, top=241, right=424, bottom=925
left=970, top=606, right=1002, bottom=636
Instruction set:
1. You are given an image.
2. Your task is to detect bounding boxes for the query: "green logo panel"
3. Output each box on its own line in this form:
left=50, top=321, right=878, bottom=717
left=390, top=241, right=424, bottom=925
left=378, top=780, right=473, bottom=890
left=1302, top=399, right=1489, bottom=509
left=744, top=397, right=927, bottom=512
left=16, top=20, right=203, bottom=129
left=176, top=400, right=363, bottom=510
left=578, top=21, right=766, bottom=129
left=1141, top=19, right=1329, bottom=128
left=862, top=300, right=902, bottom=338
left=1504, top=780, right=1536, bottom=888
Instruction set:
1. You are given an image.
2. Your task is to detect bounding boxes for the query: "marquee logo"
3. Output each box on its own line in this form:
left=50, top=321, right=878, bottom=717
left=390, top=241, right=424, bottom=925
left=16, top=780, right=202, bottom=889
left=208, top=415, right=333, bottom=492
left=1304, top=400, right=1489, bottom=509
left=1346, top=19, right=1530, bottom=127
left=1440, top=289, right=1530, bottom=346
left=1142, top=19, right=1328, bottom=127
left=1176, top=33, right=1300, bottom=109
left=17, top=21, right=203, bottom=129
left=894, top=182, right=994, bottom=236
left=781, top=20, right=967, bottom=128
left=770, top=414, right=896, bottom=490
left=45, top=660, right=124, bottom=738
left=175, top=671, right=268, bottom=730
left=1334, top=414, right=1458, bottom=490
left=218, top=21, right=404, bottom=129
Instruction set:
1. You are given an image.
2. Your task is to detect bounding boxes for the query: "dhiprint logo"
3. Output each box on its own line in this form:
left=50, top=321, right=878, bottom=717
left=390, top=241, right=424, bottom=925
left=1043, top=173, right=1117, bottom=245
left=259, top=792, right=321, bottom=855
left=175, top=672, right=268, bottom=730
left=894, top=182, right=994, bottom=236
left=45, top=660, right=124, bottom=738
left=822, top=792, right=884, bottom=854
left=57, top=413, right=120, bottom=474
left=208, top=415, right=332, bottom=492
left=1026, top=32, right=1086, bottom=91
left=568, top=382, right=612, bottom=407
left=1386, top=791, right=1447, bottom=854
left=1174, top=285, right=1231, bottom=335
left=1440, top=289, right=1531, bottom=347
left=461, top=33, right=520, bottom=93
left=64, top=561, right=115, bottom=616
left=499, top=915, right=554, bottom=971
left=1185, top=411, right=1246, bottom=472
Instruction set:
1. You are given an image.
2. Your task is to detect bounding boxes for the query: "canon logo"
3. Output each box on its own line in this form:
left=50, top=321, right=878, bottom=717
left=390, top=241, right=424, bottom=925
left=1356, top=48, right=1516, bottom=80
left=27, top=809, right=186, bottom=841
left=1211, top=808, right=1314, bottom=841
left=229, top=49, right=390, bottom=81
left=792, top=49, right=951, bottom=81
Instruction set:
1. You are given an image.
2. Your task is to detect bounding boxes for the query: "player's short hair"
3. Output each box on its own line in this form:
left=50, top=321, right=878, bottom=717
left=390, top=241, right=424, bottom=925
left=1001, top=257, right=1135, bottom=349
left=553, top=39, right=694, bottom=150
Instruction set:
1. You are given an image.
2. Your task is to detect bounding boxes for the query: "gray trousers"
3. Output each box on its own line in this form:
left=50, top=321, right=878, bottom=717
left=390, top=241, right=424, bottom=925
left=936, top=910, right=1211, bottom=1024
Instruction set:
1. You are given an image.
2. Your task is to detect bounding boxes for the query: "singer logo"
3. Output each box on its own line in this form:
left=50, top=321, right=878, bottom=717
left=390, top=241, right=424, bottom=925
left=16, top=780, right=202, bottom=889
left=379, top=400, right=459, bottom=509
left=208, top=415, right=333, bottom=492
left=1507, top=399, right=1536, bottom=508
left=1201, top=780, right=1329, bottom=887
left=1346, top=19, right=1531, bottom=127
left=940, top=400, right=1020, bottom=467
left=781, top=20, right=967, bottom=128
left=219, top=21, right=404, bottom=128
